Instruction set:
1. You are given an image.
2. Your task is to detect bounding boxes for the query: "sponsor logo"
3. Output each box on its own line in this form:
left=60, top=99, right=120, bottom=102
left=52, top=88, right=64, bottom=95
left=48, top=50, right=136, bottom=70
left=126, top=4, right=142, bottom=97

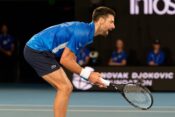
left=101, top=72, right=174, bottom=86
left=130, top=0, right=175, bottom=15
left=51, top=65, right=57, bottom=69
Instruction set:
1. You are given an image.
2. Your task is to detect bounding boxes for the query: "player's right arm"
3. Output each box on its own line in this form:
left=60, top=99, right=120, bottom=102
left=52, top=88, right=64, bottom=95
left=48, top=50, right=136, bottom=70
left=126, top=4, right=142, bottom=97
left=60, top=47, right=81, bottom=74
left=60, top=47, right=106, bottom=87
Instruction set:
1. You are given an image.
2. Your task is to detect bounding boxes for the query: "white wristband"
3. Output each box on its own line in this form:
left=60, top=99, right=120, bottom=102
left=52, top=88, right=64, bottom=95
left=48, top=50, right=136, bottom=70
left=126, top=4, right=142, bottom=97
left=80, top=67, right=94, bottom=80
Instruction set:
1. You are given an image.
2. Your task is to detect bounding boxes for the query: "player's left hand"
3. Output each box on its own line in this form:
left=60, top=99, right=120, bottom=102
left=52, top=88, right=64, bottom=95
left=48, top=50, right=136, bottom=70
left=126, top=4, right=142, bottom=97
left=88, top=72, right=107, bottom=88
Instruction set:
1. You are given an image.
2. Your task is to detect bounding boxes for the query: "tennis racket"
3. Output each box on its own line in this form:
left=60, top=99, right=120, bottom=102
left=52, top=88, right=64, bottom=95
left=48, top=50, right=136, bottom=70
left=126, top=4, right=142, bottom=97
left=100, top=78, right=153, bottom=110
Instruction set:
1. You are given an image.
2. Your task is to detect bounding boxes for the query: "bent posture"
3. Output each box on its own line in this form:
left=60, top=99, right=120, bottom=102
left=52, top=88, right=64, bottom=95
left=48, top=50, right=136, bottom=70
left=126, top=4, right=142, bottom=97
left=24, top=6, right=115, bottom=117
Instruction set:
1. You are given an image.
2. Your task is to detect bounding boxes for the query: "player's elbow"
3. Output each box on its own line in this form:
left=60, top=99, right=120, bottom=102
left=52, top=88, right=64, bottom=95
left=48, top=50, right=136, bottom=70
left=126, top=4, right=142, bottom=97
left=60, top=47, right=76, bottom=66
left=60, top=55, right=73, bottom=66
left=60, top=56, right=67, bottom=66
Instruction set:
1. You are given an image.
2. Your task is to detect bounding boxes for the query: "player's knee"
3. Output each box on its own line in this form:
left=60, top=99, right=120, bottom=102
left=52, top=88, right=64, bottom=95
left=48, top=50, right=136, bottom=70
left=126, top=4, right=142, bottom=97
left=59, top=83, right=73, bottom=94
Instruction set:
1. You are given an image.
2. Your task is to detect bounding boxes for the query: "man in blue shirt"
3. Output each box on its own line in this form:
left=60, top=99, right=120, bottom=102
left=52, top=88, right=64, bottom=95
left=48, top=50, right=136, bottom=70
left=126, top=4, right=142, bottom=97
left=24, top=6, right=115, bottom=117
left=0, top=24, right=15, bottom=61
left=108, top=39, right=127, bottom=66
left=147, top=39, right=165, bottom=66
left=0, top=24, right=15, bottom=82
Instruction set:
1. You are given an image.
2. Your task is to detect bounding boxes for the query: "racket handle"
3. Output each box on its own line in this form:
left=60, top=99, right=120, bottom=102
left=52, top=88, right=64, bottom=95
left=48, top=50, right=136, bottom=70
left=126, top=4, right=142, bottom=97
left=100, top=78, right=110, bottom=86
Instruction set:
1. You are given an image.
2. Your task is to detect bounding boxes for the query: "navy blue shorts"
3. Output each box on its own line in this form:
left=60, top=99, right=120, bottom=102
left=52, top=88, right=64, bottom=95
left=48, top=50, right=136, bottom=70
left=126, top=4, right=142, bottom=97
left=23, top=45, right=61, bottom=77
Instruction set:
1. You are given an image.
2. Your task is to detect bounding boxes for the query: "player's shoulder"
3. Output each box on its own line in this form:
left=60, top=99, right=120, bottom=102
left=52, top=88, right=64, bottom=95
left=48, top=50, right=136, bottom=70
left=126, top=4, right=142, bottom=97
left=70, top=21, right=94, bottom=38
left=51, top=21, right=91, bottom=33
left=58, top=21, right=90, bottom=27
left=70, top=21, right=92, bottom=31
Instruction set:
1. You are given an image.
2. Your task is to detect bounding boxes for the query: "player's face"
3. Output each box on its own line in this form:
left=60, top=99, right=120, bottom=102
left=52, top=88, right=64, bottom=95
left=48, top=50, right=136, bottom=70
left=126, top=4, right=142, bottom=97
left=100, top=15, right=115, bottom=36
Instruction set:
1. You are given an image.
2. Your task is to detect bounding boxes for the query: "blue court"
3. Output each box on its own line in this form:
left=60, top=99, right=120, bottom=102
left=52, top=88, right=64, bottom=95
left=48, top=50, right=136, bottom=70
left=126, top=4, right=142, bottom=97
left=0, top=84, right=174, bottom=117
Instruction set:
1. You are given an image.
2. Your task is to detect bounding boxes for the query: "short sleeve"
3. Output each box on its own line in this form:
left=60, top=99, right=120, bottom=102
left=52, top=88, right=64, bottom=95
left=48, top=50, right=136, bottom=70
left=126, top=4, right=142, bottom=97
left=66, top=23, right=93, bottom=56
left=67, top=36, right=78, bottom=55
left=67, top=34, right=87, bottom=56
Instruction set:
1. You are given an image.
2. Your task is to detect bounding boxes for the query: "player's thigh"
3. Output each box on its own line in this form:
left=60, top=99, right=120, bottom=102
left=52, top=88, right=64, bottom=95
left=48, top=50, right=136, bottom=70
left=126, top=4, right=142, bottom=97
left=24, top=46, right=72, bottom=90
left=42, top=68, right=73, bottom=91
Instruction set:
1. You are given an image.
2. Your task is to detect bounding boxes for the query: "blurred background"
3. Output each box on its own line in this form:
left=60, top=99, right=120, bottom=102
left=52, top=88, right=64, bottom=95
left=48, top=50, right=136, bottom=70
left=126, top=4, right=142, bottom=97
left=0, top=0, right=175, bottom=91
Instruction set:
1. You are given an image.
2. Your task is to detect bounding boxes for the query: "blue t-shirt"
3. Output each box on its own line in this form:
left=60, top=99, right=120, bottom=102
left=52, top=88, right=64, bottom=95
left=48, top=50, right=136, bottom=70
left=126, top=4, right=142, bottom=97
left=0, top=34, right=14, bottom=50
left=111, top=50, right=127, bottom=63
left=147, top=50, right=165, bottom=65
left=26, top=21, right=95, bottom=57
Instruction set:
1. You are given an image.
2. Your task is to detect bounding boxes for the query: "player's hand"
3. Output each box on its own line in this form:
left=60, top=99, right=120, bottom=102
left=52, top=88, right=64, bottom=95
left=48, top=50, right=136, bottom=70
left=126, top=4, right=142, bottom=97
left=88, top=72, right=106, bottom=88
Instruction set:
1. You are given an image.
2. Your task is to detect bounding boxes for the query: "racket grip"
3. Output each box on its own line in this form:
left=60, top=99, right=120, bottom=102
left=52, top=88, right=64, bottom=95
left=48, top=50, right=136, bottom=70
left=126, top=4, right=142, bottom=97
left=100, top=78, right=110, bottom=86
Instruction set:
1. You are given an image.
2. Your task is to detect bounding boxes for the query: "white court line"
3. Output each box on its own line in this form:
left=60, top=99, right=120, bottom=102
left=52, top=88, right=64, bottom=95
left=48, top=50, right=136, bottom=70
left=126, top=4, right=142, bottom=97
left=0, top=108, right=175, bottom=113
left=0, top=104, right=175, bottom=109
left=0, top=104, right=52, bottom=107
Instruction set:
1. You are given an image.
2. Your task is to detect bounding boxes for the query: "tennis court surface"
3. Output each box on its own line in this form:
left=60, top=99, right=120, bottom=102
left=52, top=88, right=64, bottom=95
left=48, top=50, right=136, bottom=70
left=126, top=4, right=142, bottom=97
left=0, top=84, right=175, bottom=117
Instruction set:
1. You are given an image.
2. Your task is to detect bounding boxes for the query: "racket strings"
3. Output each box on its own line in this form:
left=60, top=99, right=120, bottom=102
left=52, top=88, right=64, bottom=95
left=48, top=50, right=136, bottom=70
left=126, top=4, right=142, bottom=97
left=123, top=84, right=152, bottom=109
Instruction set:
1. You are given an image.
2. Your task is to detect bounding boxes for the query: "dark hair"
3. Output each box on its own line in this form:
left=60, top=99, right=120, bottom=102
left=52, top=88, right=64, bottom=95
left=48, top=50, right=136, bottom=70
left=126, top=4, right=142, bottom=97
left=92, top=6, right=116, bottom=21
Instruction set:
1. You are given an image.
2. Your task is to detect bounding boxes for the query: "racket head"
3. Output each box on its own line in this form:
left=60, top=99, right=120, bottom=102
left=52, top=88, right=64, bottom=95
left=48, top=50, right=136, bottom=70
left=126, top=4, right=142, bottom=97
left=122, top=84, right=153, bottom=110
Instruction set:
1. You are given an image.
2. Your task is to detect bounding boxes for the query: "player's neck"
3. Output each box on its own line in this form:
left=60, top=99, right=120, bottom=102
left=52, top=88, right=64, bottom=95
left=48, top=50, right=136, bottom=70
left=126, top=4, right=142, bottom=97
left=94, top=22, right=101, bottom=36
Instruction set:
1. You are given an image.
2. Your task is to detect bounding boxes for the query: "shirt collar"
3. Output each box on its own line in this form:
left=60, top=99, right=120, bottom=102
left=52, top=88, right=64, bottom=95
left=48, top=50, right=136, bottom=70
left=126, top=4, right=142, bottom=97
left=88, top=21, right=95, bottom=44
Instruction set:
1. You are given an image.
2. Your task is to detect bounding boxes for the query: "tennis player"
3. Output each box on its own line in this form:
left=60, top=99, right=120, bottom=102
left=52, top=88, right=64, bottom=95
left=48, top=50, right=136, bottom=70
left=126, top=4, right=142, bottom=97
left=24, top=6, right=115, bottom=117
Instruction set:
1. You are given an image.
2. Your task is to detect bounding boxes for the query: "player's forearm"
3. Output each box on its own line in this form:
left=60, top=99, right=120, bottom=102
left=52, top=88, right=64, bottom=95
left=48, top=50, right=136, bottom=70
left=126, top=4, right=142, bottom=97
left=60, top=47, right=83, bottom=74
left=61, top=57, right=94, bottom=81
left=60, top=58, right=82, bottom=74
left=61, top=47, right=95, bottom=81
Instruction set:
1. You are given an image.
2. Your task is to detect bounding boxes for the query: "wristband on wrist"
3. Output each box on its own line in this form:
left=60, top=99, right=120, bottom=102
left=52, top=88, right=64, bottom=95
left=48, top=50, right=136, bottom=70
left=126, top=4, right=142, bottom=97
left=80, top=67, right=94, bottom=80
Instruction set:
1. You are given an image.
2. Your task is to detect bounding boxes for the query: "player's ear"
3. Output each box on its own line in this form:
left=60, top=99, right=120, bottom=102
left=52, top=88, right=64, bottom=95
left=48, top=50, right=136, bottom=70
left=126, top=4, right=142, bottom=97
left=98, top=17, right=105, bottom=24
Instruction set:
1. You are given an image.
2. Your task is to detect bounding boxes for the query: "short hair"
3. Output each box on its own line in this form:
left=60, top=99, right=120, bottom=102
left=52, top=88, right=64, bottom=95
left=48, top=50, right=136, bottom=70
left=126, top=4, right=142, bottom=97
left=92, top=6, right=116, bottom=22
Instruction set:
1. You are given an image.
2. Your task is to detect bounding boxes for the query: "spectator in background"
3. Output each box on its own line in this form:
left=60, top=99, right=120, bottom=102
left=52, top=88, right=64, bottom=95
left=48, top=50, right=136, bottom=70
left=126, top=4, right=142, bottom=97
left=0, top=24, right=15, bottom=82
left=77, top=47, right=90, bottom=67
left=147, top=39, right=165, bottom=66
left=0, top=24, right=15, bottom=58
left=108, top=39, right=127, bottom=66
